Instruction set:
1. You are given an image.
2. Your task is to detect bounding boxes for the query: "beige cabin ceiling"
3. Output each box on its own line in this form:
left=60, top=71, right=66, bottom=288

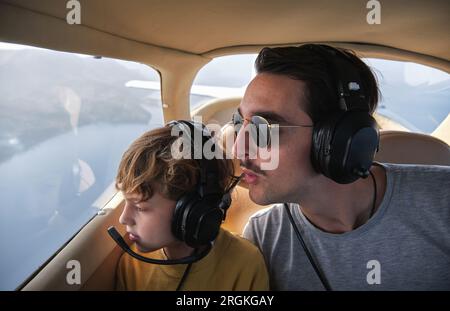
left=1, top=0, right=449, bottom=60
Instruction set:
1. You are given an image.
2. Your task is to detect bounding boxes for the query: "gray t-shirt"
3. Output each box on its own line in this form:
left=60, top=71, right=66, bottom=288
left=243, top=163, right=450, bottom=290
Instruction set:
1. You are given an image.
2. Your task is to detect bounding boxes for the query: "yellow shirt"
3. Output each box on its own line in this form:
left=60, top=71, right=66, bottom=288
left=116, top=228, right=269, bottom=291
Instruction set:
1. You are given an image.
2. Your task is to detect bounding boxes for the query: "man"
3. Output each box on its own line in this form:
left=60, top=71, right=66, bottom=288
left=233, top=44, right=450, bottom=290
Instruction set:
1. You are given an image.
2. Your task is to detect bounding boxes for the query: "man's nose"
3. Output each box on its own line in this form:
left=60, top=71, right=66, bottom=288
left=232, top=124, right=257, bottom=161
left=119, top=202, right=135, bottom=226
left=232, top=125, right=247, bottom=161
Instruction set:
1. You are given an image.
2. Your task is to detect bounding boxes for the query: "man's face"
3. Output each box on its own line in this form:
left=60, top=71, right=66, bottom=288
left=119, top=190, right=179, bottom=253
left=233, top=73, right=318, bottom=205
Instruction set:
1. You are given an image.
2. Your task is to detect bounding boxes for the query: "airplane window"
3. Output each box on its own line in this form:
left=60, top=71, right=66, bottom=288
left=191, top=53, right=449, bottom=134
left=0, top=42, right=164, bottom=290
left=365, top=58, right=449, bottom=133
left=190, top=54, right=257, bottom=109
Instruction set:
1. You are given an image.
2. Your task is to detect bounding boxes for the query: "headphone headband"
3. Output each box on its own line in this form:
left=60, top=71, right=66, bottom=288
left=168, top=120, right=237, bottom=247
left=168, top=120, right=220, bottom=198
left=307, top=44, right=369, bottom=112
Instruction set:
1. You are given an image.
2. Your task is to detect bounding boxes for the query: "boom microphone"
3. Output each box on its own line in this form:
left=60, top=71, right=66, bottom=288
left=107, top=226, right=212, bottom=265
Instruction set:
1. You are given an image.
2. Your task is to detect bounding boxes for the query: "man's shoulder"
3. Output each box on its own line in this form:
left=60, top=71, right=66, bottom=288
left=247, top=203, right=286, bottom=224
left=383, top=162, right=450, bottom=177
left=244, top=204, right=290, bottom=238
left=383, top=163, right=450, bottom=191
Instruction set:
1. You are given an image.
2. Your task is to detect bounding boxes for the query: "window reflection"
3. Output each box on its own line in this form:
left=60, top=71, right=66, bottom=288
left=0, top=43, right=164, bottom=290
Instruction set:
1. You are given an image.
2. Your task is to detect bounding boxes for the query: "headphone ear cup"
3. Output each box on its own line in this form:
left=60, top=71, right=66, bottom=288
left=172, top=192, right=197, bottom=243
left=183, top=194, right=224, bottom=247
left=173, top=193, right=224, bottom=248
left=328, top=112, right=379, bottom=183
left=312, top=112, right=380, bottom=183
left=311, top=115, right=340, bottom=177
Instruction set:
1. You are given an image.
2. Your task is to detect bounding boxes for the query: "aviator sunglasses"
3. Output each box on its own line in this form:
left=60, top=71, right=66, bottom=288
left=231, top=111, right=314, bottom=148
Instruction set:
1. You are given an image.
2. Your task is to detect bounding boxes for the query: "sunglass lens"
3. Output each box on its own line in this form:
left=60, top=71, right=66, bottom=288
left=232, top=113, right=243, bottom=134
left=251, top=116, right=270, bottom=148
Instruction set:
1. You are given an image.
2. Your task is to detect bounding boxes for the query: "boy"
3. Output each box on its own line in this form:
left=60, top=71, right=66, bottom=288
left=114, top=122, right=269, bottom=290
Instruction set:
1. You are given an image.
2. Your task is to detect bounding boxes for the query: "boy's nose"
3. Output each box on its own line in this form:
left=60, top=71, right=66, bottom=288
left=119, top=203, right=135, bottom=226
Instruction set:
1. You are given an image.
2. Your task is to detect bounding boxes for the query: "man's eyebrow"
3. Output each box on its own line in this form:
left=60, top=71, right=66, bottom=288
left=237, top=107, right=288, bottom=124
left=256, top=111, right=288, bottom=123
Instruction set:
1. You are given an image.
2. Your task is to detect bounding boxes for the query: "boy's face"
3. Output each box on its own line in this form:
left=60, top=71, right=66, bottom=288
left=119, top=190, right=179, bottom=253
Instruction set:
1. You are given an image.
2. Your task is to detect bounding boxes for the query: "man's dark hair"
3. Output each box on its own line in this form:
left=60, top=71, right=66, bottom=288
left=254, top=44, right=380, bottom=122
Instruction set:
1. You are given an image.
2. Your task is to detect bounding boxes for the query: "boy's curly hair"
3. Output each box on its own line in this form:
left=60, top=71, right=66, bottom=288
left=115, top=126, right=234, bottom=202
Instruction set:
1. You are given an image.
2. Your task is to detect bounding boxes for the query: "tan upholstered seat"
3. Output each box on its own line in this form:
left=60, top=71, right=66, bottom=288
left=375, top=131, right=450, bottom=166
left=191, top=97, right=242, bottom=126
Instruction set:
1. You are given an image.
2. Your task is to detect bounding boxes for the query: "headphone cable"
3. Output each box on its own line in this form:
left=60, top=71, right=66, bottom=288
left=284, top=171, right=377, bottom=291
left=284, top=203, right=332, bottom=291
left=369, top=170, right=377, bottom=218
left=176, top=260, right=194, bottom=291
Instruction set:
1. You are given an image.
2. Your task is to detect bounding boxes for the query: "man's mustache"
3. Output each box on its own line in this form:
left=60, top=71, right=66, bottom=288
left=239, top=160, right=266, bottom=176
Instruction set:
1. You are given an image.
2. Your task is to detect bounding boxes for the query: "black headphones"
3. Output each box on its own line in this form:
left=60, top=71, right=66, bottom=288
left=309, top=45, right=380, bottom=184
left=168, top=120, right=235, bottom=248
